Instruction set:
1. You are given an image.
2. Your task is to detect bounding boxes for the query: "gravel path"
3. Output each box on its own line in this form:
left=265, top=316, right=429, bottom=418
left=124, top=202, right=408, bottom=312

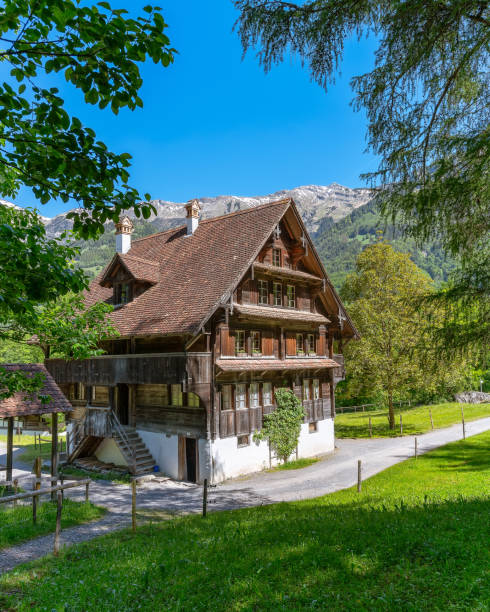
left=0, top=415, right=488, bottom=574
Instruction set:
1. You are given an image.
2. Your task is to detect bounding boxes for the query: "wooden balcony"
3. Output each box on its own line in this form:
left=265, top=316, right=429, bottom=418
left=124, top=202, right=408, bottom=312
left=219, top=398, right=332, bottom=438
left=46, top=352, right=212, bottom=386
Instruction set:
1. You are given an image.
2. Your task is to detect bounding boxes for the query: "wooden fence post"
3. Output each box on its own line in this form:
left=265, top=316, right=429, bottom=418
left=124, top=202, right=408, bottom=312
left=202, top=478, right=208, bottom=518
left=54, top=491, right=62, bottom=556
left=368, top=416, right=372, bottom=438
left=357, top=460, right=362, bottom=493
left=131, top=479, right=137, bottom=532
left=461, top=405, right=466, bottom=440
left=85, top=481, right=90, bottom=503
left=32, top=480, right=37, bottom=525
left=400, top=414, right=403, bottom=435
left=414, top=437, right=418, bottom=459
left=34, top=456, right=42, bottom=490
left=13, top=478, right=18, bottom=508
left=429, top=407, right=434, bottom=430
left=60, top=475, right=64, bottom=502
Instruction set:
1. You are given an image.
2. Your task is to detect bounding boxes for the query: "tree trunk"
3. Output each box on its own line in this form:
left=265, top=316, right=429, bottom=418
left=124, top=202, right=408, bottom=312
left=388, top=392, right=395, bottom=430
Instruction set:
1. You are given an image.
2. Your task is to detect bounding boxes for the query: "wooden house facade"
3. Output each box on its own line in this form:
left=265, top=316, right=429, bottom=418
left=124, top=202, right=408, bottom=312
left=46, top=199, right=358, bottom=482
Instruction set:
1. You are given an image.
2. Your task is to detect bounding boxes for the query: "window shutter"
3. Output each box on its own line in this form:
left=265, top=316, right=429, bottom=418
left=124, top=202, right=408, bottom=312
left=221, top=328, right=235, bottom=356
left=286, top=332, right=296, bottom=356
left=262, top=330, right=274, bottom=356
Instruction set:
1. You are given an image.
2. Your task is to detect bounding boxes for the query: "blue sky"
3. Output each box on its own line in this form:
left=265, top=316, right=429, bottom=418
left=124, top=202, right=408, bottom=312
left=15, top=1, right=378, bottom=217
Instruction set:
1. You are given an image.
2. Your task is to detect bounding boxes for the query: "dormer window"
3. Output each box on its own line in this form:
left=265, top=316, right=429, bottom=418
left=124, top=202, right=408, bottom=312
left=114, top=282, right=132, bottom=306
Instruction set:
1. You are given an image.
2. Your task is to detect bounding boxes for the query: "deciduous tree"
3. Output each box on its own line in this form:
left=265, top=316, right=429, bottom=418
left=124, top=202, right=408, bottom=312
left=234, top=0, right=489, bottom=355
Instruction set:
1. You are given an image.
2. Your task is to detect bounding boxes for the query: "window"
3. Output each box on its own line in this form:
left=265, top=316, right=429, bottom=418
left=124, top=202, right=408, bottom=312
left=115, top=283, right=131, bottom=305
left=235, top=384, right=247, bottom=409
left=309, top=422, right=318, bottom=433
left=272, top=248, right=281, bottom=267
left=74, top=383, right=84, bottom=401
left=286, top=285, right=295, bottom=308
left=237, top=434, right=249, bottom=447
left=258, top=280, right=269, bottom=305
left=187, top=392, right=200, bottom=407
left=313, top=379, right=320, bottom=400
left=307, top=333, right=316, bottom=355
left=251, top=331, right=261, bottom=354
left=303, top=379, right=311, bottom=401
left=236, top=330, right=246, bottom=354
left=273, top=282, right=282, bottom=306
left=262, top=382, right=272, bottom=406
left=171, top=384, right=183, bottom=406
left=296, top=333, right=304, bottom=354
left=250, top=383, right=260, bottom=408
left=222, top=385, right=232, bottom=410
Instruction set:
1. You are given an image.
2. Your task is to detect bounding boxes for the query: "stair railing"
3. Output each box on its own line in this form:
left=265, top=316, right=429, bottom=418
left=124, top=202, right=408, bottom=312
left=68, top=418, right=86, bottom=461
left=109, top=411, right=137, bottom=473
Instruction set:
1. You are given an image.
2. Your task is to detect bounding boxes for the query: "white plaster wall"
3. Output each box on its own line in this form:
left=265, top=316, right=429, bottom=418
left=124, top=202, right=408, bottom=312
left=297, top=418, right=335, bottom=457
left=95, top=438, right=128, bottom=467
left=137, top=430, right=179, bottom=480
left=210, top=418, right=335, bottom=483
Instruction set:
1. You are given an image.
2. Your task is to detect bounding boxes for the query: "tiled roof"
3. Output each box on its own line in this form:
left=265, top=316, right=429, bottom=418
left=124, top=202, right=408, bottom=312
left=100, top=253, right=160, bottom=287
left=233, top=304, right=330, bottom=324
left=0, top=364, right=72, bottom=417
left=85, top=199, right=292, bottom=336
left=216, top=358, right=340, bottom=372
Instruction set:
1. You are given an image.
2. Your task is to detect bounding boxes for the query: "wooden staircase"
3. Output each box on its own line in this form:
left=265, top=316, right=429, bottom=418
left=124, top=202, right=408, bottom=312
left=113, top=426, right=156, bottom=476
left=68, top=409, right=156, bottom=476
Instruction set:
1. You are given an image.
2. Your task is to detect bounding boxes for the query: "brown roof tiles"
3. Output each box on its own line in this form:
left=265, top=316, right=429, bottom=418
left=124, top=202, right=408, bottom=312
left=85, top=199, right=292, bottom=337
left=216, top=358, right=340, bottom=372
left=0, top=364, right=72, bottom=417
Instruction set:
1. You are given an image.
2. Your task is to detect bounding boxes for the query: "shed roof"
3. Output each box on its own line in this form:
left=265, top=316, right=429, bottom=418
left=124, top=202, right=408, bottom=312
left=216, top=358, right=340, bottom=372
left=0, top=364, right=72, bottom=418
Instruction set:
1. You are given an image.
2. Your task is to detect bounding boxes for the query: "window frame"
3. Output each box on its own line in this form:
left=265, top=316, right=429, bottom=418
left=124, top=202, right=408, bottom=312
left=235, top=383, right=247, bottom=410
left=251, top=331, right=261, bottom=354
left=312, top=379, right=320, bottom=400
left=272, top=248, right=281, bottom=267
left=222, top=385, right=232, bottom=411
left=258, top=279, right=269, bottom=305
left=296, top=333, right=304, bottom=355
left=249, top=383, right=260, bottom=408
left=307, top=333, right=316, bottom=355
left=273, top=282, right=282, bottom=306
left=236, top=330, right=246, bottom=354
left=286, top=285, right=296, bottom=308
left=237, top=434, right=250, bottom=447
left=303, top=378, right=311, bottom=401
left=262, top=382, right=273, bottom=406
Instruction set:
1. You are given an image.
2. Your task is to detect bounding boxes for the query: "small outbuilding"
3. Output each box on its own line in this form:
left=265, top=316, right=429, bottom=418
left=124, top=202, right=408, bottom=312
left=0, top=364, right=72, bottom=484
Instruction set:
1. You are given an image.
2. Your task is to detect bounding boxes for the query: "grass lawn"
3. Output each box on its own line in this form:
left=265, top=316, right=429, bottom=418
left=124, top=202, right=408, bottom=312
left=0, top=499, right=104, bottom=550
left=59, top=465, right=131, bottom=485
left=1, top=432, right=488, bottom=610
left=335, top=401, right=490, bottom=438
left=0, top=434, right=68, bottom=465
left=269, top=457, right=319, bottom=471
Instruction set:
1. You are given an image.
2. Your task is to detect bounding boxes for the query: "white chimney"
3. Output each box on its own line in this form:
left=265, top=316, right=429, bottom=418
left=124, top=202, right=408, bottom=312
left=185, top=199, right=201, bottom=236
left=115, top=215, right=134, bottom=254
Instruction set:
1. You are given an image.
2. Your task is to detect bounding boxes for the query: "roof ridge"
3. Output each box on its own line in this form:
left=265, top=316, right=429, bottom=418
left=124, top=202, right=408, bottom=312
left=131, top=198, right=291, bottom=245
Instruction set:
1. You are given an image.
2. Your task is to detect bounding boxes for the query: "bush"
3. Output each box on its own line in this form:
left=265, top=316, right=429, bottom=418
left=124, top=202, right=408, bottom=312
left=254, top=388, right=305, bottom=464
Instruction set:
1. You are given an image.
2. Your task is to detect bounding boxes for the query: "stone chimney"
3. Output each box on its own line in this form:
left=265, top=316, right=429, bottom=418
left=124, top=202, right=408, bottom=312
left=185, top=199, right=201, bottom=236
left=115, top=215, right=134, bottom=254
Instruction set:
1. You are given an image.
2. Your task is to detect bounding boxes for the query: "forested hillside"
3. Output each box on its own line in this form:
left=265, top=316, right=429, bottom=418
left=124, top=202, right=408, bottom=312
left=314, top=200, right=457, bottom=289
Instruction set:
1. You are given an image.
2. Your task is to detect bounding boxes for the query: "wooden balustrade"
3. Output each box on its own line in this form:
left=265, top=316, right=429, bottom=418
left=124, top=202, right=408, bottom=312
left=219, top=398, right=331, bottom=438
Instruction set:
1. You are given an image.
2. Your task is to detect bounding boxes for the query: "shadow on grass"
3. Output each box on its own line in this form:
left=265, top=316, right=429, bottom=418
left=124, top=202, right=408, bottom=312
left=2, top=495, right=488, bottom=610
left=423, top=437, right=490, bottom=472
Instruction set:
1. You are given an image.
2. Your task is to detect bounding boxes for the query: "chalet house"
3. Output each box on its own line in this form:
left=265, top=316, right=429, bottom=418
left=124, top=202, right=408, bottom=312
left=46, top=199, right=358, bottom=482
